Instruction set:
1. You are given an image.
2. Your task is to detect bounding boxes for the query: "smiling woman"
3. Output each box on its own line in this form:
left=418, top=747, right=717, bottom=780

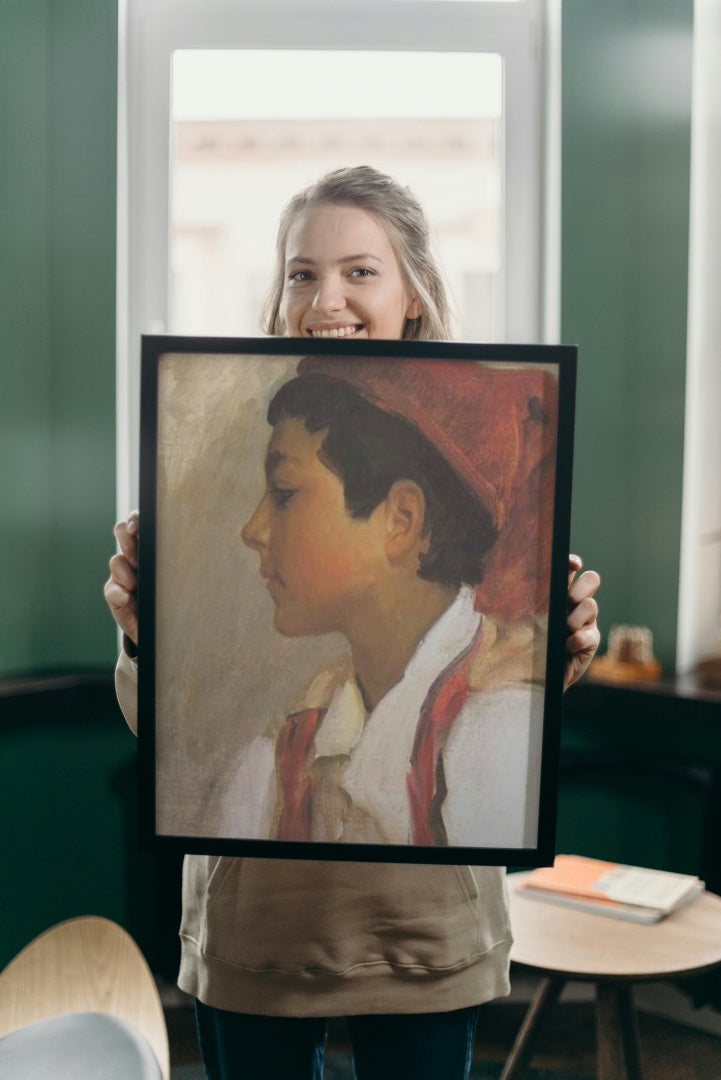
left=280, top=205, right=422, bottom=340
left=263, top=167, right=451, bottom=341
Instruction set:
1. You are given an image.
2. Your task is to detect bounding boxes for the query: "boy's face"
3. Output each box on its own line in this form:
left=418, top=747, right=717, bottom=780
left=242, top=417, right=388, bottom=637
left=281, top=203, right=421, bottom=340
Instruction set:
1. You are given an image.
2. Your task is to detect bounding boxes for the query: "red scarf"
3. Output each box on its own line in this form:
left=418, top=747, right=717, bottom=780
left=275, top=622, right=487, bottom=844
left=275, top=707, right=324, bottom=842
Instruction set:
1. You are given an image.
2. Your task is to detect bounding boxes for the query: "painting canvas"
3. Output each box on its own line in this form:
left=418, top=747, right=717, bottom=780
left=137, top=336, right=576, bottom=865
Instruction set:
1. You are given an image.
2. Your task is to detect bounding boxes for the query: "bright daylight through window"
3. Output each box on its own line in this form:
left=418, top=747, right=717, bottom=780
left=170, top=50, right=503, bottom=343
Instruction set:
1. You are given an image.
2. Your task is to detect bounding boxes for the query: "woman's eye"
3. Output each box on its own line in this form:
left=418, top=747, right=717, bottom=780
left=349, top=267, right=374, bottom=279
left=269, top=486, right=296, bottom=509
left=288, top=270, right=312, bottom=283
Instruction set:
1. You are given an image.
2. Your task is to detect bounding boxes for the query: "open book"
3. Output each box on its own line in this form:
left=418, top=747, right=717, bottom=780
left=516, top=854, right=705, bottom=923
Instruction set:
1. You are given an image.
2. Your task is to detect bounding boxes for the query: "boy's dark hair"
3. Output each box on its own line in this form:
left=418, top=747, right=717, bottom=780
left=268, top=373, right=497, bottom=589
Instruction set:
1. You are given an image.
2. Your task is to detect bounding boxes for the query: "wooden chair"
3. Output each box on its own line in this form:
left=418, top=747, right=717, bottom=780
left=0, top=915, right=170, bottom=1079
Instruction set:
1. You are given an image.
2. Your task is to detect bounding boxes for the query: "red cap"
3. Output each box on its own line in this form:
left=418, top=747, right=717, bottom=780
left=297, top=355, right=559, bottom=622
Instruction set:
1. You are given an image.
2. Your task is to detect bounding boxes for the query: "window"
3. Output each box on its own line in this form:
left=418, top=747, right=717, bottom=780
left=169, top=49, right=503, bottom=340
left=118, top=0, right=557, bottom=509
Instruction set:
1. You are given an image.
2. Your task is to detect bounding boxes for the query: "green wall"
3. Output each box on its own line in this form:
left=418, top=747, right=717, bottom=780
left=0, top=0, right=132, bottom=968
left=0, top=0, right=118, bottom=675
left=0, top=683, right=183, bottom=973
left=562, top=0, right=693, bottom=669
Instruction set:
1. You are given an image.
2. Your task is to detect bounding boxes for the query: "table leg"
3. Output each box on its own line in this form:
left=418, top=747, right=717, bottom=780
left=500, top=975, right=565, bottom=1080
left=596, top=982, right=643, bottom=1080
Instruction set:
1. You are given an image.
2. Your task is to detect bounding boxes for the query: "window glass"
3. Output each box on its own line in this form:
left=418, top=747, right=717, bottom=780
left=170, top=50, right=503, bottom=340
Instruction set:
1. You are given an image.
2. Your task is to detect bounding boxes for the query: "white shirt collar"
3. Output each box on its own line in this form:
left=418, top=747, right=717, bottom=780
left=312, top=585, right=481, bottom=761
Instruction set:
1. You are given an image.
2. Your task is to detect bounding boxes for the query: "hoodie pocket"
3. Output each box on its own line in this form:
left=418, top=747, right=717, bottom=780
left=182, top=856, right=509, bottom=976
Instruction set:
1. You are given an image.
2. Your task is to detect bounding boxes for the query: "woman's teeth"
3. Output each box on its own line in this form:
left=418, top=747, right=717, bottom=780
left=309, top=325, right=360, bottom=338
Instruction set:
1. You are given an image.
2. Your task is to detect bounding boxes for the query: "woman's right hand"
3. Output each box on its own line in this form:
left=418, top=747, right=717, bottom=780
left=104, top=509, right=139, bottom=646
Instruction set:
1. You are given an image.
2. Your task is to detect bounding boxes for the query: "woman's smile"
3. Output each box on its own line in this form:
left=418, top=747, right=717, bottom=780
left=306, top=323, right=364, bottom=339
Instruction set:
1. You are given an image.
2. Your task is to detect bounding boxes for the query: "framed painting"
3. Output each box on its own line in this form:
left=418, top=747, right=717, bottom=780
left=137, top=336, right=576, bottom=865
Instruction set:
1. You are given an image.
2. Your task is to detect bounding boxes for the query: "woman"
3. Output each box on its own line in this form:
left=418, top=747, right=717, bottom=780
left=106, top=166, right=600, bottom=1080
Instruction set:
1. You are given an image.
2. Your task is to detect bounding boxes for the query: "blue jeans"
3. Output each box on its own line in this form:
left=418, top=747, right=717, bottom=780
left=195, top=1000, right=481, bottom=1080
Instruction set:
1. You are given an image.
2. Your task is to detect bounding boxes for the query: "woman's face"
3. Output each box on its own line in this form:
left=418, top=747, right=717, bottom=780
left=280, top=203, right=421, bottom=340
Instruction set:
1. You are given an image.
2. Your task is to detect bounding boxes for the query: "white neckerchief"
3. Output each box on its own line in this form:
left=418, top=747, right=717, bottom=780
left=312, top=585, right=481, bottom=843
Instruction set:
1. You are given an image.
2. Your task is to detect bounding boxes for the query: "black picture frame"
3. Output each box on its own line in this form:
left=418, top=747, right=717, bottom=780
left=138, top=335, right=576, bottom=866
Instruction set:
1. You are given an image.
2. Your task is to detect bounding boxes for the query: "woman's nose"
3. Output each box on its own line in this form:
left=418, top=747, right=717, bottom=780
left=312, top=273, right=345, bottom=315
left=241, top=497, right=269, bottom=550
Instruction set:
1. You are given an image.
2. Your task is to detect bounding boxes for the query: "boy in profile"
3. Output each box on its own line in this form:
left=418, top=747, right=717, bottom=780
left=219, top=355, right=557, bottom=850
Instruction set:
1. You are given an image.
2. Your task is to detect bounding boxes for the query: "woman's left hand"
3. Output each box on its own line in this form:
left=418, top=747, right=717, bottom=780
left=564, top=554, right=601, bottom=691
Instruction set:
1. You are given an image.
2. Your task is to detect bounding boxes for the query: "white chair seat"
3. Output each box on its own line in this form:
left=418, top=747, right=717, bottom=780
left=0, top=1011, right=162, bottom=1079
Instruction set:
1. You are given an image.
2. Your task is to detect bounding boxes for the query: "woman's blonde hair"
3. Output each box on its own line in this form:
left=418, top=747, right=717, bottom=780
left=261, top=165, right=454, bottom=341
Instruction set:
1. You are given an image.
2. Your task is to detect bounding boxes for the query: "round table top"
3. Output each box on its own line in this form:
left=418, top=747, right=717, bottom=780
left=508, top=871, right=721, bottom=981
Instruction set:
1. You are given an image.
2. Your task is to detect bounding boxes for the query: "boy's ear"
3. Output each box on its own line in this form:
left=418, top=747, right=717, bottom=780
left=384, top=480, right=427, bottom=561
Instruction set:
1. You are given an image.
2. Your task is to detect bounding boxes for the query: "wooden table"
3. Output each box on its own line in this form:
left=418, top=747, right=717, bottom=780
left=503, top=873, right=721, bottom=1080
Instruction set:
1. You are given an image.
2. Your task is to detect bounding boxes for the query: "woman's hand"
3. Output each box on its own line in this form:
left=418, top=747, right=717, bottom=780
left=103, top=510, right=139, bottom=647
left=564, top=554, right=601, bottom=691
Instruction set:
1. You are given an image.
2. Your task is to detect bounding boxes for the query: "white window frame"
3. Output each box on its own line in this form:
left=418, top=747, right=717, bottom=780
left=676, top=0, right=721, bottom=674
left=117, top=0, right=559, bottom=511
